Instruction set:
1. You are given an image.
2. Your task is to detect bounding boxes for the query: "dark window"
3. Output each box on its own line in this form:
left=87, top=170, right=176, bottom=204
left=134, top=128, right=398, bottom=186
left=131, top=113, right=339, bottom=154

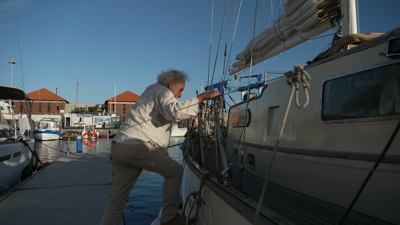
left=322, top=63, right=400, bottom=120
left=48, top=105, right=50, bottom=112
left=20, top=105, right=23, bottom=112
left=39, top=106, right=41, bottom=112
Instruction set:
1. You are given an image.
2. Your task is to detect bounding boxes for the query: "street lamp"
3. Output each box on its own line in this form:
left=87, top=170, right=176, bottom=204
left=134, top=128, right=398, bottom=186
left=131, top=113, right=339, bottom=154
left=9, top=58, right=17, bottom=87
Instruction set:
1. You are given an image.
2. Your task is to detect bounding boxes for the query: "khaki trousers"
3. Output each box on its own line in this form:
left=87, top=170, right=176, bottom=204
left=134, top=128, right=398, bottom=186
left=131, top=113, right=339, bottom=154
left=100, top=142, right=183, bottom=225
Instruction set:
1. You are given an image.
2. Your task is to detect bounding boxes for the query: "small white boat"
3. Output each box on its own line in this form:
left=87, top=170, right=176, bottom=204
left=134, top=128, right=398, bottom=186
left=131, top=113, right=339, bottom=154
left=33, top=118, right=62, bottom=141
left=171, top=124, right=186, bottom=137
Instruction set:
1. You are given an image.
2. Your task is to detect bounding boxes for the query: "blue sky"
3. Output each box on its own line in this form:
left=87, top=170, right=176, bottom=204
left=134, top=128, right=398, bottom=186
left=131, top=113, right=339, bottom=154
left=1, top=0, right=399, bottom=105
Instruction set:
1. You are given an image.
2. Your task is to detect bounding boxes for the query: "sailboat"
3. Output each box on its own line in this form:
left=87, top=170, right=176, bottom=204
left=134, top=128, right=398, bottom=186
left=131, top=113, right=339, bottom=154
left=180, top=0, right=400, bottom=224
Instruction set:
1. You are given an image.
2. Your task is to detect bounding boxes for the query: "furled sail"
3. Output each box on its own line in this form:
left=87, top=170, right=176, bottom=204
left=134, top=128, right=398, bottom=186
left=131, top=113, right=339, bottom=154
left=230, top=0, right=340, bottom=74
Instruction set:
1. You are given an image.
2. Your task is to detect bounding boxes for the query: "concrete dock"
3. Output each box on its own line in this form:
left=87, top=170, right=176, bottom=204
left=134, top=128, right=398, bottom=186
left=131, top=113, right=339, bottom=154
left=0, top=153, right=120, bottom=225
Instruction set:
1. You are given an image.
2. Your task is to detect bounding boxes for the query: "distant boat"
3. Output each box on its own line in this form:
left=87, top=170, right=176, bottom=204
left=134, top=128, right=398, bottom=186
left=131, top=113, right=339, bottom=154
left=171, top=124, right=186, bottom=137
left=0, top=85, right=37, bottom=195
left=33, top=118, right=62, bottom=141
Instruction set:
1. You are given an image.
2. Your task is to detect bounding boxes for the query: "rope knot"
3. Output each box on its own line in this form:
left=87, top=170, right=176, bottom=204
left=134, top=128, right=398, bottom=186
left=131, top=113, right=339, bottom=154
left=285, top=64, right=311, bottom=108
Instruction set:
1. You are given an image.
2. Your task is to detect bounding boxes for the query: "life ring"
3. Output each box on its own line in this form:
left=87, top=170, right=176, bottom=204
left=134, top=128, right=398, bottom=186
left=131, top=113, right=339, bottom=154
left=81, top=131, right=99, bottom=147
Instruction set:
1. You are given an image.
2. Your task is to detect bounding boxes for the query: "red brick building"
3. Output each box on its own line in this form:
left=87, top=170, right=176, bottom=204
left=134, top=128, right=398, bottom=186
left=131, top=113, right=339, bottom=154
left=14, top=88, right=69, bottom=115
left=106, top=91, right=140, bottom=121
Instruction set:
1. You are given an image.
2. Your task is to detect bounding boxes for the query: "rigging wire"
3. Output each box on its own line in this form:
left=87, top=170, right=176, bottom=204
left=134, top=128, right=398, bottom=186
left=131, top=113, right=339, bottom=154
left=256, top=0, right=267, bottom=29
left=209, top=0, right=230, bottom=90
left=12, top=0, right=30, bottom=116
left=223, top=0, right=243, bottom=77
left=206, top=0, right=215, bottom=92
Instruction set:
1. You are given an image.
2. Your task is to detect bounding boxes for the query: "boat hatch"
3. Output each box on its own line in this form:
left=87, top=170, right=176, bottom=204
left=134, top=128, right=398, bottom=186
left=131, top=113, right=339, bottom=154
left=380, top=37, right=400, bottom=59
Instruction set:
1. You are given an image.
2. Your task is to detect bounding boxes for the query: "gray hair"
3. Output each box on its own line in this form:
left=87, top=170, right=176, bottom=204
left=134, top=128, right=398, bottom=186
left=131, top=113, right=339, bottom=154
left=157, top=69, right=190, bottom=87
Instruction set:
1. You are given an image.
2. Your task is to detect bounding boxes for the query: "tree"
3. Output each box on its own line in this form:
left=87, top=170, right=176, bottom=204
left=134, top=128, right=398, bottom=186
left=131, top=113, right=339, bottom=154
left=88, top=105, right=99, bottom=113
left=71, top=107, right=85, bottom=114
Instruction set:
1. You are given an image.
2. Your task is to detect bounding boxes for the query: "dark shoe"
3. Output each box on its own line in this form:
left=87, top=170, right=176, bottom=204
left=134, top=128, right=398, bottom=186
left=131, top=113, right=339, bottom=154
left=161, top=214, right=186, bottom=225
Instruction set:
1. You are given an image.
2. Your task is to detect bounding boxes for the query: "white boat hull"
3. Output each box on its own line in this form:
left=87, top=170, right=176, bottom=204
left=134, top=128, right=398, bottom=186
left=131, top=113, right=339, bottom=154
left=33, top=132, right=61, bottom=141
left=171, top=128, right=186, bottom=137
left=0, top=139, right=34, bottom=194
left=182, top=161, right=251, bottom=225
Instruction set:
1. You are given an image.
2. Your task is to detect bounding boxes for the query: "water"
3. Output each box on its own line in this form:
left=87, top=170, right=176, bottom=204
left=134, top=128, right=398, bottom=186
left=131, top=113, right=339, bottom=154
left=34, top=137, right=185, bottom=225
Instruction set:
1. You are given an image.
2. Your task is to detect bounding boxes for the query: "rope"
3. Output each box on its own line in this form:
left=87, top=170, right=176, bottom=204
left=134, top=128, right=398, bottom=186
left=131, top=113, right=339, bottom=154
left=252, top=79, right=294, bottom=224
left=237, top=0, right=259, bottom=191
left=252, top=63, right=310, bottom=224
left=339, top=120, right=400, bottom=224
left=20, top=139, right=46, bottom=167
left=285, top=64, right=311, bottom=108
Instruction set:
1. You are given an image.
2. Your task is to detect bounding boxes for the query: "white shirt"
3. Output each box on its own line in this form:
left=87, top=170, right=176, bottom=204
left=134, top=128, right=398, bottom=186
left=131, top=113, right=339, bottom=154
left=113, top=83, right=199, bottom=149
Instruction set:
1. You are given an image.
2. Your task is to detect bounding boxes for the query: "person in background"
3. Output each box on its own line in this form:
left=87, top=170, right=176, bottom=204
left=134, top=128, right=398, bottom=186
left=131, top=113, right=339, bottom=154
left=100, top=69, right=220, bottom=225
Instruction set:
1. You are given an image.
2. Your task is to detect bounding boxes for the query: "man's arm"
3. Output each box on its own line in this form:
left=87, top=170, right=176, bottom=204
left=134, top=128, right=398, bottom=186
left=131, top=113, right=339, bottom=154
left=197, top=90, right=221, bottom=103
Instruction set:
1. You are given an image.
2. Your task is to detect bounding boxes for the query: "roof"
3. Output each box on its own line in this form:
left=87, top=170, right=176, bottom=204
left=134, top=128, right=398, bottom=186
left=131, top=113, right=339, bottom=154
left=105, top=90, right=140, bottom=103
left=27, top=88, right=69, bottom=103
left=0, top=85, right=31, bottom=100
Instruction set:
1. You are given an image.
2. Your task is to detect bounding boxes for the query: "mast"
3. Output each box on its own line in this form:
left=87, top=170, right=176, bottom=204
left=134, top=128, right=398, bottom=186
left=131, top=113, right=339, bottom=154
left=76, top=66, right=79, bottom=104
left=341, top=0, right=358, bottom=36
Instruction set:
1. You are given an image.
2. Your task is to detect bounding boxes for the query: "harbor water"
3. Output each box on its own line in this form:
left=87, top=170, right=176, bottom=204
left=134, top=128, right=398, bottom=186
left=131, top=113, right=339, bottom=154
left=34, top=137, right=185, bottom=225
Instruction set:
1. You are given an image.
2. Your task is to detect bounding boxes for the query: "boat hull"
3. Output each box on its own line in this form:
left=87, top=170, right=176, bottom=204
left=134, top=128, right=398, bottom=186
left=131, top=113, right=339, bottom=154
left=171, top=128, right=186, bottom=137
left=0, top=139, right=34, bottom=194
left=182, top=160, right=252, bottom=225
left=33, top=130, right=62, bottom=141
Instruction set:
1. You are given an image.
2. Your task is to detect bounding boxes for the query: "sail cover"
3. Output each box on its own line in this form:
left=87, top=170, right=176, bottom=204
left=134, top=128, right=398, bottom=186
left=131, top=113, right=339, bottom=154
left=232, top=0, right=340, bottom=70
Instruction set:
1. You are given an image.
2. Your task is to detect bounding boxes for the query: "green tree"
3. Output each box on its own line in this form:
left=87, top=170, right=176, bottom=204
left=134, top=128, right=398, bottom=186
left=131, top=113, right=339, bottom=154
left=88, top=105, right=99, bottom=113
left=71, top=107, right=85, bottom=114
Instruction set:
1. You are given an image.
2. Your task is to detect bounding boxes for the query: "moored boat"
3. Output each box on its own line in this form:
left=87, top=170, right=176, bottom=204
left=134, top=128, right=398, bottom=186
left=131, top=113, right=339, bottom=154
left=33, top=118, right=62, bottom=141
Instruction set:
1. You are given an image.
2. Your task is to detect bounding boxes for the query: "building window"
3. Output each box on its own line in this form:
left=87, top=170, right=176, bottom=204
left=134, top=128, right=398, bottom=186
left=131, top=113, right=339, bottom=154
left=123, top=104, right=126, bottom=113
left=39, top=106, right=41, bottom=112
left=20, top=105, right=23, bottom=113
left=57, top=106, right=59, bottom=113
left=322, top=62, right=400, bottom=121
left=48, top=104, right=50, bottom=112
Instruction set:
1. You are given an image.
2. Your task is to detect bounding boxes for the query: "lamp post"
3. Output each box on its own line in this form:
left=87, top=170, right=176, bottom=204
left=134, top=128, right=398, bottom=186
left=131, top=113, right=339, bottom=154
left=9, top=58, right=17, bottom=87
left=114, top=82, right=116, bottom=115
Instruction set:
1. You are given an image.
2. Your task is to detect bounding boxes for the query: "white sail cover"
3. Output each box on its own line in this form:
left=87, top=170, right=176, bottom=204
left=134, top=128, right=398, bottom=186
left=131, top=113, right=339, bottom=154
left=232, top=0, right=340, bottom=70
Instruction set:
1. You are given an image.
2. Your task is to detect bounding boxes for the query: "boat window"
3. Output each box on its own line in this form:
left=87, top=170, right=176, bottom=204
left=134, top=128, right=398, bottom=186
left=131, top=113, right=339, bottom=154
left=42, top=123, right=49, bottom=129
left=322, top=62, right=400, bottom=121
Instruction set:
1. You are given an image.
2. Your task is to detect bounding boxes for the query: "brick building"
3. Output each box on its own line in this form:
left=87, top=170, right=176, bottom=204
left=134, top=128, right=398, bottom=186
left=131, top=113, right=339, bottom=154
left=14, top=88, right=69, bottom=115
left=106, top=91, right=140, bottom=121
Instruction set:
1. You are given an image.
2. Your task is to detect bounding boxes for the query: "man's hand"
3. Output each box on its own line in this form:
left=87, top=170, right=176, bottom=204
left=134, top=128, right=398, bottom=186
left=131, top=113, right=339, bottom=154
left=197, top=90, right=221, bottom=103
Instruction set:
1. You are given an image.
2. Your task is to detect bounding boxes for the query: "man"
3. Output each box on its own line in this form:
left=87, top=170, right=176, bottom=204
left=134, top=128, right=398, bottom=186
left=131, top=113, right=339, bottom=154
left=100, top=69, right=220, bottom=225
